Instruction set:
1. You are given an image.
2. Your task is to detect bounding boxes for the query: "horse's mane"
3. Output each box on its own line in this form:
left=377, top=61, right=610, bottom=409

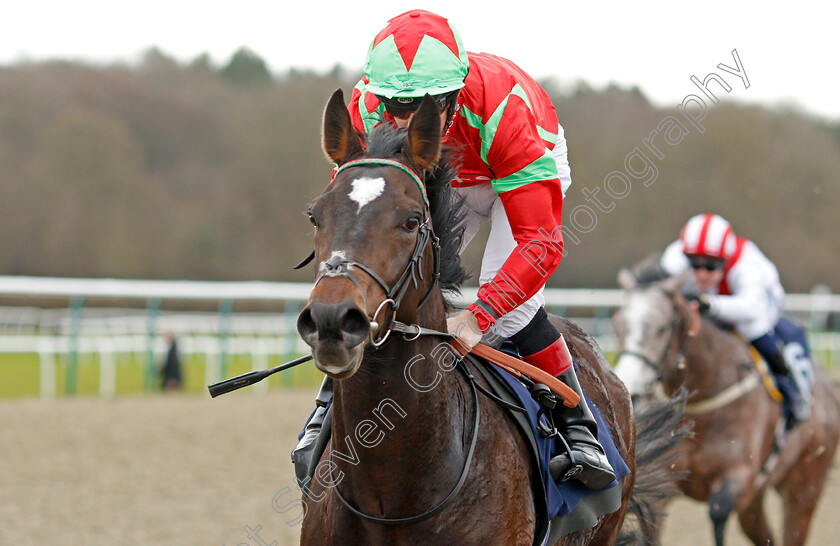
left=629, top=252, right=670, bottom=287
left=650, top=279, right=744, bottom=350
left=363, top=124, right=469, bottom=305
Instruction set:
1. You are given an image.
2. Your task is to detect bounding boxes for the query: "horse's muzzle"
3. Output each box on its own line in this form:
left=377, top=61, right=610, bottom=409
left=297, top=300, right=370, bottom=377
left=614, top=353, right=657, bottom=400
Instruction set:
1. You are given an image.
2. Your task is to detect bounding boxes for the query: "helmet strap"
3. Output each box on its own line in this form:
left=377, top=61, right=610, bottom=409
left=442, top=93, right=461, bottom=137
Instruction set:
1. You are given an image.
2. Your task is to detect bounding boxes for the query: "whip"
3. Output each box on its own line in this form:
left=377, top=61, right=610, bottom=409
left=207, top=354, right=313, bottom=397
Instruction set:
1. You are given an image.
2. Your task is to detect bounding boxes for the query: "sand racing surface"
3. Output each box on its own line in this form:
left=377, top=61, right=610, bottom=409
left=2, top=390, right=839, bottom=545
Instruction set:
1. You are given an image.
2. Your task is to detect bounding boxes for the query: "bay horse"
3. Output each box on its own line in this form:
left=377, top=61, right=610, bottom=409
left=293, top=89, right=679, bottom=545
left=613, top=271, right=840, bottom=545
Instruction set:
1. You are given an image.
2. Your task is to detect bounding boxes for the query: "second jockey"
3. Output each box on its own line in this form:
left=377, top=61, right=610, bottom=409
left=656, top=213, right=814, bottom=429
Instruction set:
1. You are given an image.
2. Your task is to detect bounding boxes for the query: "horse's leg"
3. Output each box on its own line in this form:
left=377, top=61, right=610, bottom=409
left=776, top=443, right=834, bottom=546
left=708, top=472, right=755, bottom=546
left=777, top=383, right=839, bottom=546
left=735, top=490, right=774, bottom=546
left=708, top=478, right=735, bottom=546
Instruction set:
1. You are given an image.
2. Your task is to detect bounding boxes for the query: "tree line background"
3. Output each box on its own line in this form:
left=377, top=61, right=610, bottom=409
left=1, top=47, right=838, bottom=293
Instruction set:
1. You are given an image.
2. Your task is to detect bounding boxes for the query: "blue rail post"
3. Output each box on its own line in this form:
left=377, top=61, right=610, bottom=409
left=144, top=298, right=162, bottom=392
left=594, top=306, right=610, bottom=337
left=66, top=296, right=84, bottom=395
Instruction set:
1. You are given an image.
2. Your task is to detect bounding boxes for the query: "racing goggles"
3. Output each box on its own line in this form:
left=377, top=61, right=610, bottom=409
left=688, top=256, right=725, bottom=271
left=375, top=93, right=452, bottom=119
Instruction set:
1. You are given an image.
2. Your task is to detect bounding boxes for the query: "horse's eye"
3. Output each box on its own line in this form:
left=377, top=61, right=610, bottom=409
left=308, top=212, right=318, bottom=227
left=402, top=217, right=421, bottom=232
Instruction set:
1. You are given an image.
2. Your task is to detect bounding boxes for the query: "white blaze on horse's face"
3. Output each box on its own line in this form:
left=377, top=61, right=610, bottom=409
left=614, top=291, right=662, bottom=398
left=348, top=177, right=386, bottom=213
left=319, top=250, right=350, bottom=276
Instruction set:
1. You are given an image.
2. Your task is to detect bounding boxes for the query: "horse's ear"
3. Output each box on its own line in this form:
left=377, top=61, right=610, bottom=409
left=405, top=95, right=442, bottom=170
left=659, top=272, right=687, bottom=295
left=322, top=88, right=363, bottom=165
left=617, top=268, right=637, bottom=291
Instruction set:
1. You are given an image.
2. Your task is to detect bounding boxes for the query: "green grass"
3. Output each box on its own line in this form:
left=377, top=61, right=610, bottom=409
left=0, top=354, right=40, bottom=397
left=0, top=352, right=324, bottom=398
left=0, top=333, right=833, bottom=398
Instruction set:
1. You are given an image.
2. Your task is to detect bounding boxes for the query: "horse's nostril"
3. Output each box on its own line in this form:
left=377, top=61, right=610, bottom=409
left=298, top=302, right=369, bottom=348
left=341, top=307, right=370, bottom=347
left=297, top=307, right=318, bottom=343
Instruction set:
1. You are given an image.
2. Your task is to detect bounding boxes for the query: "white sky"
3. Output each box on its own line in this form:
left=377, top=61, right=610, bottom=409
left=4, top=1, right=838, bottom=121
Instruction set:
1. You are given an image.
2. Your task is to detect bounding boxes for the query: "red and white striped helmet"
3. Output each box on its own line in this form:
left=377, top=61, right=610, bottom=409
left=680, top=213, right=736, bottom=259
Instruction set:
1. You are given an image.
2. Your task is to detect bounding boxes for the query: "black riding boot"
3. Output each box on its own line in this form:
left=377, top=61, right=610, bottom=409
left=511, top=308, right=616, bottom=490
left=549, top=366, right=617, bottom=489
left=764, top=350, right=810, bottom=429
left=291, top=376, right=333, bottom=482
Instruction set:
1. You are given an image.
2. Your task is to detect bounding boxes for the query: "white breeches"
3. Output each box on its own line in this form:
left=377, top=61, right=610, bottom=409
left=452, top=124, right=571, bottom=338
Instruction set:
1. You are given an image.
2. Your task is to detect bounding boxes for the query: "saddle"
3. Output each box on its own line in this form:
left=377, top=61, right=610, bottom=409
left=297, top=348, right=630, bottom=545
left=741, top=339, right=784, bottom=403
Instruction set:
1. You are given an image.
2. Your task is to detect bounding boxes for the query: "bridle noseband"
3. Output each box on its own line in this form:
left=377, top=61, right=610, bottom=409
left=310, top=158, right=440, bottom=347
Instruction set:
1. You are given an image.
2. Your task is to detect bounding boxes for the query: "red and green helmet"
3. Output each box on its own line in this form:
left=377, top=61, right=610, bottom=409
left=363, top=10, right=469, bottom=100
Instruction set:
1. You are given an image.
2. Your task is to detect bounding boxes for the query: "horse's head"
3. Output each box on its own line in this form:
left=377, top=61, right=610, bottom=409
left=296, top=89, right=464, bottom=379
left=613, top=270, right=697, bottom=403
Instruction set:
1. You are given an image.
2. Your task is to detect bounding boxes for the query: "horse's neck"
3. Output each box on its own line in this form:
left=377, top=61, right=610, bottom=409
left=677, top=323, right=747, bottom=397
left=330, top=290, right=469, bottom=485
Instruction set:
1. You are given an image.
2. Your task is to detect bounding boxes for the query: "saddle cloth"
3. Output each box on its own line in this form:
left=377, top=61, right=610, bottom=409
left=467, top=349, right=630, bottom=544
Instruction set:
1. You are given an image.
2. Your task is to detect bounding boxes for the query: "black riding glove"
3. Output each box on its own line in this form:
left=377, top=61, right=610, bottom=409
left=684, top=292, right=711, bottom=314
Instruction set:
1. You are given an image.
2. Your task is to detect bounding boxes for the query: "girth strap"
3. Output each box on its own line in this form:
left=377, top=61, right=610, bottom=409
left=684, top=369, right=761, bottom=415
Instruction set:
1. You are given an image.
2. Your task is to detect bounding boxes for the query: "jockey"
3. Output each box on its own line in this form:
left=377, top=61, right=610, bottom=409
left=659, top=213, right=813, bottom=429
left=293, top=9, right=616, bottom=489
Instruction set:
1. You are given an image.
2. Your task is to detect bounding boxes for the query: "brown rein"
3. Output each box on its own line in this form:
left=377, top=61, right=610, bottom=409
left=389, top=320, right=580, bottom=407
left=464, top=343, right=580, bottom=407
